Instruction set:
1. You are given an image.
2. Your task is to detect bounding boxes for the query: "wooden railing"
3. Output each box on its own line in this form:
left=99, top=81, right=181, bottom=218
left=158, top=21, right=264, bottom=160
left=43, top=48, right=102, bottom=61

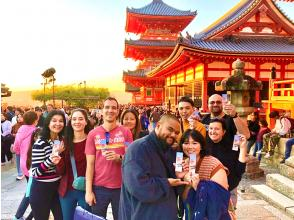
left=270, top=79, right=294, bottom=102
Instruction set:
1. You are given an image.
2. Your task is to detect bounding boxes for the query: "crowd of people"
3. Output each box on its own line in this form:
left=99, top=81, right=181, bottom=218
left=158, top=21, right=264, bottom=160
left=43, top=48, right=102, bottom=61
left=1, top=94, right=293, bottom=220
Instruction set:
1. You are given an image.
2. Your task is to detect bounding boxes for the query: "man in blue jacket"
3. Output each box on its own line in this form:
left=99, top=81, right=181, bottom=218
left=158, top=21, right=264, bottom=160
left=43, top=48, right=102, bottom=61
left=118, top=114, right=188, bottom=220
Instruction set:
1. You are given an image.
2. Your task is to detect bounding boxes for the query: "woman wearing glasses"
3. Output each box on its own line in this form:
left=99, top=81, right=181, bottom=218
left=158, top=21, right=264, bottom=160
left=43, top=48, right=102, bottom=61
left=179, top=129, right=231, bottom=220
left=57, top=108, right=92, bottom=220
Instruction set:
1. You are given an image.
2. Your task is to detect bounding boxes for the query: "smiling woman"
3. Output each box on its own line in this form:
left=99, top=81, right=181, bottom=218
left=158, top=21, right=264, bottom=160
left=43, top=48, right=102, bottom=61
left=28, top=110, right=66, bottom=220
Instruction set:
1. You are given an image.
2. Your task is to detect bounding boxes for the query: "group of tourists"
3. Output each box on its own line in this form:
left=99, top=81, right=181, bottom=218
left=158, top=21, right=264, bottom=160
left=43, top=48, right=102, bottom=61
left=246, top=109, right=294, bottom=163
left=1, top=93, right=293, bottom=220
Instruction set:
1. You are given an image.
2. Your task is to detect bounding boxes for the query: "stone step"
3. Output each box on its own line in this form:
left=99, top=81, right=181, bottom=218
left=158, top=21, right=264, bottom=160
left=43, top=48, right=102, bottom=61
left=280, top=163, right=294, bottom=181
left=285, top=156, right=294, bottom=168
left=266, top=173, right=294, bottom=200
left=251, top=184, right=294, bottom=218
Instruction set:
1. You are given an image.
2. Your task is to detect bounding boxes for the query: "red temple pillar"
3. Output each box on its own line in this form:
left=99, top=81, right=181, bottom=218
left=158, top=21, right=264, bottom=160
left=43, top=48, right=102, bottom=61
left=255, top=63, right=260, bottom=103
left=202, top=63, right=208, bottom=111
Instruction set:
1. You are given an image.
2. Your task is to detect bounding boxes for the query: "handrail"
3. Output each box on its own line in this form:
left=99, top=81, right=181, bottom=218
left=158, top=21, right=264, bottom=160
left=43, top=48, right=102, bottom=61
left=270, top=79, right=294, bottom=102
left=272, top=79, right=294, bottom=85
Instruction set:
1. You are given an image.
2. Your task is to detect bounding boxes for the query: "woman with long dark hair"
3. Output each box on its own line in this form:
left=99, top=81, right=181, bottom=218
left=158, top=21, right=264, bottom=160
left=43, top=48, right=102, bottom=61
left=120, top=109, right=148, bottom=140
left=57, top=108, right=92, bottom=220
left=179, top=129, right=230, bottom=220
left=29, top=110, right=66, bottom=220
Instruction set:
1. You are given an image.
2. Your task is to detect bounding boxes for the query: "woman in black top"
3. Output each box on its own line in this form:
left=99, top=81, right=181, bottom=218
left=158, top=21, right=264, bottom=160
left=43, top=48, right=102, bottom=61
left=247, top=111, right=260, bottom=153
left=206, top=118, right=247, bottom=209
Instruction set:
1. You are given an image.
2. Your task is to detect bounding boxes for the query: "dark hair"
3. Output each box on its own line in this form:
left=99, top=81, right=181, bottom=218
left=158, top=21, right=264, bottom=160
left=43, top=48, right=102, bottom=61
left=120, top=109, right=141, bottom=140
left=269, top=111, right=279, bottom=118
left=2, top=112, right=9, bottom=120
left=251, top=111, right=259, bottom=120
left=65, top=108, right=91, bottom=153
left=39, top=110, right=66, bottom=140
left=259, top=119, right=268, bottom=127
left=26, top=128, right=42, bottom=169
left=16, top=107, right=23, bottom=113
left=23, top=111, right=38, bottom=125
left=179, top=129, right=209, bottom=158
left=209, top=118, right=227, bottom=131
left=34, top=106, right=42, bottom=112
left=104, top=97, right=119, bottom=108
left=178, top=96, right=194, bottom=107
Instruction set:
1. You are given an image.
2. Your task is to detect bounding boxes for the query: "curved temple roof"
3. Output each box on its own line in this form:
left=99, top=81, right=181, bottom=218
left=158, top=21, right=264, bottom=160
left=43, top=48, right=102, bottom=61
left=198, top=0, right=293, bottom=40
left=187, top=37, right=294, bottom=54
left=127, top=0, right=196, bottom=16
left=125, top=39, right=176, bottom=47
left=123, top=69, right=147, bottom=77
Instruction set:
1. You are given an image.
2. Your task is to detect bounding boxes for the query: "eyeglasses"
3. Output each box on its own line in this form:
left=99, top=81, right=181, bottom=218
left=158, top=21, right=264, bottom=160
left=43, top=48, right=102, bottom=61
left=209, top=101, right=222, bottom=105
left=105, top=132, right=110, bottom=145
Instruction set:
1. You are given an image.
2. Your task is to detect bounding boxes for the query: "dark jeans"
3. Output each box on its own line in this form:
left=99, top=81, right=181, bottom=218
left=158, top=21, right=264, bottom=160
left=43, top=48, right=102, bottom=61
left=285, top=138, right=294, bottom=159
left=92, top=186, right=120, bottom=220
left=247, top=139, right=256, bottom=154
left=1, top=140, right=12, bottom=163
left=15, top=176, right=33, bottom=220
left=29, top=179, right=62, bottom=220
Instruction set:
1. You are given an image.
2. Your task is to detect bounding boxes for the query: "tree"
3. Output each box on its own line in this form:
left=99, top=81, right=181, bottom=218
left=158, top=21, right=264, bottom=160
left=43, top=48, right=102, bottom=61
left=31, top=85, right=110, bottom=108
left=1, top=84, right=12, bottom=97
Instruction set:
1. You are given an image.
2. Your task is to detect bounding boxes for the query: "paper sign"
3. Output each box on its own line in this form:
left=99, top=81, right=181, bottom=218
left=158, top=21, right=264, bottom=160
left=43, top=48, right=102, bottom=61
left=189, top=153, right=197, bottom=175
left=175, top=152, right=183, bottom=172
left=232, top=135, right=240, bottom=151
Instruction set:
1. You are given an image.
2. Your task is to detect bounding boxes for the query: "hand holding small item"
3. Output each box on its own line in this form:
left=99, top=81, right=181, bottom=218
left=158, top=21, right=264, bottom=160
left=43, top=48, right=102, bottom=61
left=50, top=154, right=62, bottom=165
left=104, top=150, right=121, bottom=161
left=174, top=160, right=189, bottom=179
left=223, top=103, right=237, bottom=117
left=168, top=178, right=189, bottom=187
left=53, top=140, right=65, bottom=154
left=184, top=172, right=200, bottom=190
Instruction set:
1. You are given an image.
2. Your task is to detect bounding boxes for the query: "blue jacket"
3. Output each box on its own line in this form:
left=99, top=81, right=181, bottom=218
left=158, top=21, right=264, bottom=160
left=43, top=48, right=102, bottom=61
left=184, top=180, right=231, bottom=220
left=118, top=131, right=178, bottom=220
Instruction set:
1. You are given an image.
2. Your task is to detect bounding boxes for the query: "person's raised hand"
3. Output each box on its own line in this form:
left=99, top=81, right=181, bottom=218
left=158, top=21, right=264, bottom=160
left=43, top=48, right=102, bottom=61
left=168, top=178, right=189, bottom=187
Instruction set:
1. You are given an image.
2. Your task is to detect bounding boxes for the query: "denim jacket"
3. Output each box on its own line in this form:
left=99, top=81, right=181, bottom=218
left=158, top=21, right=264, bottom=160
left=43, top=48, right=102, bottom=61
left=184, top=180, right=231, bottom=220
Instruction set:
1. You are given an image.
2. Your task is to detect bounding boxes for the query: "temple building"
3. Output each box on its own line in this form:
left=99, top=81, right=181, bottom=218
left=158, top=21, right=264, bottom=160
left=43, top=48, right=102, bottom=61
left=123, top=0, right=196, bottom=105
left=146, top=0, right=294, bottom=111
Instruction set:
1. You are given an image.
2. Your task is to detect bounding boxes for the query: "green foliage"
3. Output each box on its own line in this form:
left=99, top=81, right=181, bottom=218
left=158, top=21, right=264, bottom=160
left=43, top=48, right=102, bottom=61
left=31, top=85, right=109, bottom=108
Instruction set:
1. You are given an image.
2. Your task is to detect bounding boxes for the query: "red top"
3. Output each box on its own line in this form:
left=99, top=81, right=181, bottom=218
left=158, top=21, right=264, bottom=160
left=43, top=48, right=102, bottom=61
left=57, top=139, right=87, bottom=197
left=85, top=125, right=133, bottom=189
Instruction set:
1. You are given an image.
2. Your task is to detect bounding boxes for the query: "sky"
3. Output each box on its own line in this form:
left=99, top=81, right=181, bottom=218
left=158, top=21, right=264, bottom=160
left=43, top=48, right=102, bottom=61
left=1, top=0, right=293, bottom=92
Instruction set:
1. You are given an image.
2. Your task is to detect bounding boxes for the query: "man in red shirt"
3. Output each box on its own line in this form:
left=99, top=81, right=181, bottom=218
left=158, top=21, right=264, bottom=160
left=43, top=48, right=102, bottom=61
left=85, top=97, right=133, bottom=220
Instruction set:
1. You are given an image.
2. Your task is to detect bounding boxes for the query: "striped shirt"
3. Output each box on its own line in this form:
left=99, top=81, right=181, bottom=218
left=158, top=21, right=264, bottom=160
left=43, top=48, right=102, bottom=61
left=31, top=138, right=61, bottom=182
left=197, top=155, right=229, bottom=180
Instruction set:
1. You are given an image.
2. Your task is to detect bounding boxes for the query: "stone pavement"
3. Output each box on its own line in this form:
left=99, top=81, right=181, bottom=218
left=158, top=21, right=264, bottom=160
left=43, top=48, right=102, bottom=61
left=1, top=161, right=293, bottom=220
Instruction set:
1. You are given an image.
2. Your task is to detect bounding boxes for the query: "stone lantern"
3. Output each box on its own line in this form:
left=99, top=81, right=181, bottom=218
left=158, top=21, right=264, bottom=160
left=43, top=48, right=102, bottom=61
left=215, top=58, right=264, bottom=180
left=215, top=58, right=263, bottom=118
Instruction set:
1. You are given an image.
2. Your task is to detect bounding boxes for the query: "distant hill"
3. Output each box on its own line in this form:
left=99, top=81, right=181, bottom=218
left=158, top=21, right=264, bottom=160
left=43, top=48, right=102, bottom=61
left=1, top=90, right=132, bottom=107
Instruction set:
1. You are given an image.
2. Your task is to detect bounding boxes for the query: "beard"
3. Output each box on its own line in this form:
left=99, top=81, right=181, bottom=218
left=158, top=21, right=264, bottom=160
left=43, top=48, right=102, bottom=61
left=211, top=107, right=222, bottom=116
left=157, top=136, right=175, bottom=151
